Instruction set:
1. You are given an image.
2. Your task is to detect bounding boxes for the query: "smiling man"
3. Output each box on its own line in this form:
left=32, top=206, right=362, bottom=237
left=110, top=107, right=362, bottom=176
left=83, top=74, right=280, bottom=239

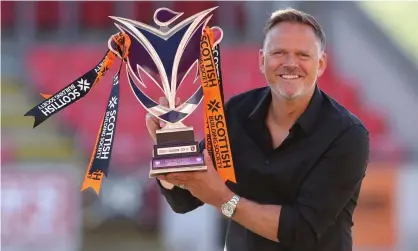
left=147, top=8, right=370, bottom=251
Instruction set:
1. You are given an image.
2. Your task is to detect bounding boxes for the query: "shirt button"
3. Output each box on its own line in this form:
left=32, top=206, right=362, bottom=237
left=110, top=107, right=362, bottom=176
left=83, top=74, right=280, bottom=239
left=265, top=159, right=270, bottom=164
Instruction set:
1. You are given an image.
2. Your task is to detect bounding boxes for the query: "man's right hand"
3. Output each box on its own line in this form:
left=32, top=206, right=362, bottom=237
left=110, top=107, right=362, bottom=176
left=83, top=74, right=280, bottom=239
left=146, top=97, right=167, bottom=143
left=146, top=96, right=181, bottom=142
left=145, top=96, right=180, bottom=190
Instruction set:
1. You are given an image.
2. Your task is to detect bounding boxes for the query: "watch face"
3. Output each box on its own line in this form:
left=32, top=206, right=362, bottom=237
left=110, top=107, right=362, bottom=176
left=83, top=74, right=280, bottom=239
left=222, top=203, right=235, bottom=217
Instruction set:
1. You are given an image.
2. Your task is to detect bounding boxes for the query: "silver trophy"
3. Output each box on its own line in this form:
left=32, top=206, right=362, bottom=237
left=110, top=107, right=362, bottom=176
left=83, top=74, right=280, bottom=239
left=108, top=7, right=223, bottom=177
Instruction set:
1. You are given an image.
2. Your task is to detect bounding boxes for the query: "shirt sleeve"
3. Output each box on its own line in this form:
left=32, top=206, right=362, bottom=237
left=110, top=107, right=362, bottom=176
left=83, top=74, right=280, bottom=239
left=157, top=179, right=204, bottom=214
left=278, top=124, right=370, bottom=249
left=156, top=139, right=206, bottom=214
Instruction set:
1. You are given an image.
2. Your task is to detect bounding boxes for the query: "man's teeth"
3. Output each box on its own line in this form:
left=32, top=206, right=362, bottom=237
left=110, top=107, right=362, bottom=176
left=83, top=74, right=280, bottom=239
left=281, top=74, right=300, bottom=79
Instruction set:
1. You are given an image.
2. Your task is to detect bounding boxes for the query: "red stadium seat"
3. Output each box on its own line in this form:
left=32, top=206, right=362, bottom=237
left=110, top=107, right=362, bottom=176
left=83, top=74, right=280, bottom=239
left=318, top=68, right=338, bottom=93
left=26, top=46, right=62, bottom=90
left=79, top=1, right=114, bottom=30
left=35, top=1, right=60, bottom=30
left=235, top=2, right=247, bottom=32
left=358, top=107, right=388, bottom=137
left=220, top=2, right=247, bottom=33
left=172, top=1, right=219, bottom=26
left=331, top=82, right=362, bottom=115
left=133, top=1, right=155, bottom=24
left=220, top=46, right=264, bottom=96
left=1, top=1, right=15, bottom=30
left=1, top=136, right=16, bottom=165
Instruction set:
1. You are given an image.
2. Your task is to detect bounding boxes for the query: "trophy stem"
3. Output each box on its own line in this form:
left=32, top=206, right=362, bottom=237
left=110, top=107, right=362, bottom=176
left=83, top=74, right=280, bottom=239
left=168, top=95, right=176, bottom=110
left=161, top=121, right=187, bottom=130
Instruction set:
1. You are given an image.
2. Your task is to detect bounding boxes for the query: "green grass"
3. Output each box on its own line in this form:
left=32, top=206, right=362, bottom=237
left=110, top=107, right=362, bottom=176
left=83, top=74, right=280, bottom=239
left=359, top=2, right=418, bottom=64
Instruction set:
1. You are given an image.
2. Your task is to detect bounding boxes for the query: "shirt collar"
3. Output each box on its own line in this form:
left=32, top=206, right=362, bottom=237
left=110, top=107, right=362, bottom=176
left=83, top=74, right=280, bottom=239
left=248, top=85, right=323, bottom=134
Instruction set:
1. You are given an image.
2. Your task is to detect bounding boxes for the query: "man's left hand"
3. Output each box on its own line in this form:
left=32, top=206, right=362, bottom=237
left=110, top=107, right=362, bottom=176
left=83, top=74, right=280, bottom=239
left=157, top=149, right=234, bottom=208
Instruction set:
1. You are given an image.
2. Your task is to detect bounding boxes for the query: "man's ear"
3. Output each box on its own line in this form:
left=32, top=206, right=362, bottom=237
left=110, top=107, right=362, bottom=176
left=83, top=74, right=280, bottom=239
left=259, top=49, right=265, bottom=74
left=317, top=51, right=327, bottom=77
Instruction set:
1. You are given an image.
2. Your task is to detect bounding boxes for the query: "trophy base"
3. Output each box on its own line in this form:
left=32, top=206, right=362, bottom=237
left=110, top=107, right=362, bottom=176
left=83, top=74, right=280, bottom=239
left=149, top=125, right=207, bottom=178
left=149, top=154, right=207, bottom=178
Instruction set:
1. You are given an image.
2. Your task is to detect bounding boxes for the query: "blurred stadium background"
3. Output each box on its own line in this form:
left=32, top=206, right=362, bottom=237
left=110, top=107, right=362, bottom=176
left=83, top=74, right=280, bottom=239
left=1, top=1, right=418, bottom=251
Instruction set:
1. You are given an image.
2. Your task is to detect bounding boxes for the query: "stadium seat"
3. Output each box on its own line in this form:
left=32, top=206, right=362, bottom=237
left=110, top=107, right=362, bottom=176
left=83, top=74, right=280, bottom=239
left=235, top=2, right=247, bottom=33
left=35, top=1, right=60, bottom=30
left=1, top=1, right=15, bottom=31
left=357, top=107, right=388, bottom=137
left=220, top=46, right=264, bottom=96
left=1, top=136, right=16, bottom=165
left=133, top=1, right=155, bottom=25
left=172, top=1, right=219, bottom=26
left=79, top=1, right=114, bottom=30
left=221, top=2, right=247, bottom=33
left=332, top=82, right=363, bottom=115
left=26, top=46, right=61, bottom=90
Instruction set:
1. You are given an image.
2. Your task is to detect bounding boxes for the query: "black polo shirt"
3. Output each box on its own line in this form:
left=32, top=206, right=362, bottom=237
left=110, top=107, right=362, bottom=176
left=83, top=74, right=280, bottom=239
left=158, top=85, right=370, bottom=251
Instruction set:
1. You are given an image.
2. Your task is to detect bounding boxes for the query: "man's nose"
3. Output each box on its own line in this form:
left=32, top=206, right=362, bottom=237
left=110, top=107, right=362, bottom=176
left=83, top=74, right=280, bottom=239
left=283, top=54, right=297, bottom=65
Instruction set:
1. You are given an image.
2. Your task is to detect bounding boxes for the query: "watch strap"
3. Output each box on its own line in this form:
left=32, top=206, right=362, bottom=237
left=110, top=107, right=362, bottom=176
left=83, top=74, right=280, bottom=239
left=230, top=195, right=240, bottom=206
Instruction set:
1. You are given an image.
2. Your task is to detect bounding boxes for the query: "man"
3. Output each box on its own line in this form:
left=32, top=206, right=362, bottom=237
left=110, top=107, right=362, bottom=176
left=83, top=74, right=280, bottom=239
left=146, top=8, right=370, bottom=251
